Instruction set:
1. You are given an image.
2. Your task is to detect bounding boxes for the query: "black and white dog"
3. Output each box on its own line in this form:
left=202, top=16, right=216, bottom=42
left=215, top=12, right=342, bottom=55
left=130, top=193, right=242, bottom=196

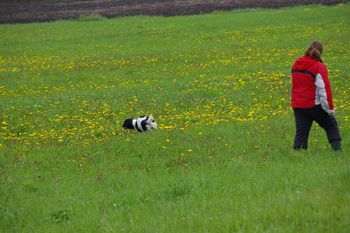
left=122, top=115, right=158, bottom=132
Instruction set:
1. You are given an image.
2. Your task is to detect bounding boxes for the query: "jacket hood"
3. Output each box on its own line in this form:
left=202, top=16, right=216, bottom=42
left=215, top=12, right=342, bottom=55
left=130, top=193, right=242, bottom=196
left=293, top=55, right=319, bottom=70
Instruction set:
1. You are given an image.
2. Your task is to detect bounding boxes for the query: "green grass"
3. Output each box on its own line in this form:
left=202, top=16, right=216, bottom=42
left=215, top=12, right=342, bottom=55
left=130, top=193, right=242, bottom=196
left=1, top=3, right=350, bottom=233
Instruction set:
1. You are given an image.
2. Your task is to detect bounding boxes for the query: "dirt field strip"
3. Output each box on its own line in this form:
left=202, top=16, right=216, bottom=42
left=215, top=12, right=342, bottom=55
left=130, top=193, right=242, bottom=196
left=0, top=0, right=347, bottom=24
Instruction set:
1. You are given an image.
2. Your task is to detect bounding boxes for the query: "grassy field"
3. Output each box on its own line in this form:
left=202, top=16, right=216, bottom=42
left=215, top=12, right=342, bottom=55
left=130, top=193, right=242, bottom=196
left=1, top=3, right=350, bottom=233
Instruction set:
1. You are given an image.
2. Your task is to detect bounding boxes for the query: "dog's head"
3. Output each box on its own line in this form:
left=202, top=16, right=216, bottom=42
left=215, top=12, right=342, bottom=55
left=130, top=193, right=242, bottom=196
left=145, top=115, right=158, bottom=130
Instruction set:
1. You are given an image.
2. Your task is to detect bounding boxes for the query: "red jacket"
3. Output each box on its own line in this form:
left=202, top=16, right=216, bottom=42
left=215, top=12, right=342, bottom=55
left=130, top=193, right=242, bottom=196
left=291, top=55, right=334, bottom=114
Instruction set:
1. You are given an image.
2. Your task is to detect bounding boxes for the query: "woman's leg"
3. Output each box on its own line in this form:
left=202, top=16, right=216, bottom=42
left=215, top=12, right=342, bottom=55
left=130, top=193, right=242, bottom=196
left=293, top=108, right=313, bottom=150
left=309, top=105, right=342, bottom=151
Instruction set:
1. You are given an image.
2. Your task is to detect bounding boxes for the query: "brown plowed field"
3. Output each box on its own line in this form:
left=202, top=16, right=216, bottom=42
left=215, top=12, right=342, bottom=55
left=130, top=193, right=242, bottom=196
left=0, top=0, right=347, bottom=24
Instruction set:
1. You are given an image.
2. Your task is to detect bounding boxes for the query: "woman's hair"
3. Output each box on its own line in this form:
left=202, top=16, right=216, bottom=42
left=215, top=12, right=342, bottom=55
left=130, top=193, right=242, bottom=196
left=304, top=40, right=323, bottom=60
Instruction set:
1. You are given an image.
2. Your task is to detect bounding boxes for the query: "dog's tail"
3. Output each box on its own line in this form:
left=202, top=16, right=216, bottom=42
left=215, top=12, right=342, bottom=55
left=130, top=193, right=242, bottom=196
left=122, top=118, right=134, bottom=129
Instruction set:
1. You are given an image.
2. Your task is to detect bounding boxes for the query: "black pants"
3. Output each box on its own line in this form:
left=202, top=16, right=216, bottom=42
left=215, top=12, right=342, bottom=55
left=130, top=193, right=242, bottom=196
left=293, top=105, right=341, bottom=149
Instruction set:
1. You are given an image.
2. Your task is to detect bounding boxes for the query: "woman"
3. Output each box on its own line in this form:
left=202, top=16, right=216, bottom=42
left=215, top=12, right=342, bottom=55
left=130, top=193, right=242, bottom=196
left=291, top=41, right=342, bottom=151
